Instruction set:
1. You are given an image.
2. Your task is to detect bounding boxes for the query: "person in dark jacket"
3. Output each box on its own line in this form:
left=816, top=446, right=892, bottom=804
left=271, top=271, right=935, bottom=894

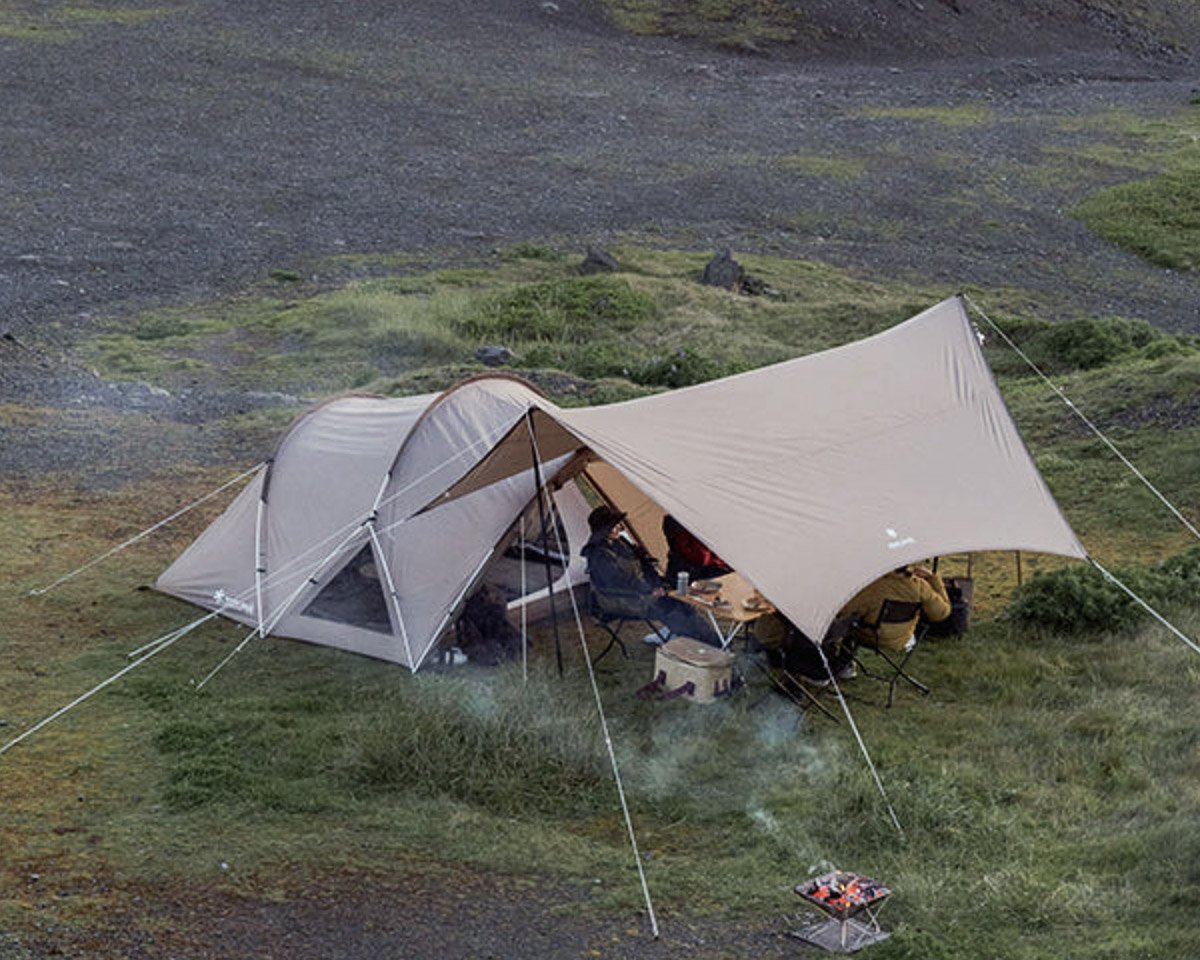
left=581, top=505, right=717, bottom=645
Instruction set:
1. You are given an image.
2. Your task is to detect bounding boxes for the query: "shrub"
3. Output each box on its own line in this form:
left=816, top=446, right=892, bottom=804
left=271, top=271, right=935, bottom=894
left=987, top=314, right=1179, bottom=376
left=457, top=276, right=657, bottom=344
left=1006, top=546, right=1200, bottom=633
left=630, top=348, right=739, bottom=388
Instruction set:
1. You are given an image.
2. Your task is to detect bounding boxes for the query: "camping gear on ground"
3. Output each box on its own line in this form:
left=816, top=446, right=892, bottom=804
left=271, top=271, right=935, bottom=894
left=925, top=575, right=975, bottom=637
left=638, top=637, right=738, bottom=703
left=454, top=584, right=521, bottom=665
left=791, top=870, right=892, bottom=953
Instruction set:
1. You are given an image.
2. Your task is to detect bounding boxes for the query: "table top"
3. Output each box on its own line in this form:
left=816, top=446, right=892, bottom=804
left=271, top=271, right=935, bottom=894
left=672, top=572, right=775, bottom=623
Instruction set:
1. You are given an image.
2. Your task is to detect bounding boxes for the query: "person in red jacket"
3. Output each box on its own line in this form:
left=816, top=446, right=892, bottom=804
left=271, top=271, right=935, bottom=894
left=662, top=514, right=732, bottom=583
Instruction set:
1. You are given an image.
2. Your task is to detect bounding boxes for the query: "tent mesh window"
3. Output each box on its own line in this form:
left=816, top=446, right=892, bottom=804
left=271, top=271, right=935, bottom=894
left=301, top=545, right=392, bottom=633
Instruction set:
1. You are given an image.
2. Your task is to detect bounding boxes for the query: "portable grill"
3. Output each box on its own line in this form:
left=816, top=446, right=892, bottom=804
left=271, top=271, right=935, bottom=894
left=789, top=870, right=891, bottom=953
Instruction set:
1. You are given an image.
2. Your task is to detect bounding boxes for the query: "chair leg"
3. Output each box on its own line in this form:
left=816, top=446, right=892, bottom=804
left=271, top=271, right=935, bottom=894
left=591, top=621, right=631, bottom=666
left=855, top=647, right=929, bottom=707
left=876, top=648, right=929, bottom=707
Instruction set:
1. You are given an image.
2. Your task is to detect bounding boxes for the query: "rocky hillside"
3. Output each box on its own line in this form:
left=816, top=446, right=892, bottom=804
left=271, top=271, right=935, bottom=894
left=599, top=0, right=1200, bottom=62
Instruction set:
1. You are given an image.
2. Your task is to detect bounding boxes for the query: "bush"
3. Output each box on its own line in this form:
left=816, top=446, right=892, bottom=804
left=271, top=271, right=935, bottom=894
left=457, top=276, right=658, bottom=344
left=987, top=314, right=1185, bottom=376
left=1006, top=546, right=1200, bottom=633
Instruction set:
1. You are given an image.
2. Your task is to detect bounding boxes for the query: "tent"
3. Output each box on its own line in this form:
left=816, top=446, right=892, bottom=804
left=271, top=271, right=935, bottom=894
left=155, top=375, right=593, bottom=669
left=157, top=295, right=1087, bottom=668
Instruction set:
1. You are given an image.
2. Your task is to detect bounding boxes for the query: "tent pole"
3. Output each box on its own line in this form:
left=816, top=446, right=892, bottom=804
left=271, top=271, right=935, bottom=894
left=520, top=513, right=529, bottom=683
left=525, top=409, right=563, bottom=677
left=367, top=522, right=416, bottom=670
left=253, top=496, right=267, bottom=640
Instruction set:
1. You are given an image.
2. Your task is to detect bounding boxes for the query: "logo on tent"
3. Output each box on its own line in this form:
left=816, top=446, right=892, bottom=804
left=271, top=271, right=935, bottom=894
left=213, top=589, right=254, bottom=616
left=885, top=528, right=916, bottom=550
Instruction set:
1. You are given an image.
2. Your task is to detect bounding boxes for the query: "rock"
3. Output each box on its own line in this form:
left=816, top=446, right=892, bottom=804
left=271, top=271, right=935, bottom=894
left=701, top=248, right=745, bottom=291
left=578, top=245, right=620, bottom=274
left=475, top=345, right=514, bottom=367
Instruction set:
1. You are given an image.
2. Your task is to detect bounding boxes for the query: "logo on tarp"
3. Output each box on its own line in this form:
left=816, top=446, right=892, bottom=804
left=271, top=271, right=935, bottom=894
left=213, top=589, right=254, bottom=615
left=885, top=527, right=915, bottom=550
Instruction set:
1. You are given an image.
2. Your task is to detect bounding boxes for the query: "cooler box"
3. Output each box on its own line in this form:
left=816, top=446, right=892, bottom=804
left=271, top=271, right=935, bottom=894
left=655, top=637, right=735, bottom=704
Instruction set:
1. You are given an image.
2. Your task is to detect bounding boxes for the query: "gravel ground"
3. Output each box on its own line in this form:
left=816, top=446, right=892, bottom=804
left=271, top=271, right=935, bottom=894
left=3, top=1, right=1200, bottom=955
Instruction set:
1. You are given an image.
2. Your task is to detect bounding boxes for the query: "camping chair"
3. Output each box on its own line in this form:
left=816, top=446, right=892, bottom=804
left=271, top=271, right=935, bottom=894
left=587, top=589, right=669, bottom=666
left=854, top=600, right=930, bottom=708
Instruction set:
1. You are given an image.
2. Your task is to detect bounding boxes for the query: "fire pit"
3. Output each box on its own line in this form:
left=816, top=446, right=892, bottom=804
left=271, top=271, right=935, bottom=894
left=789, top=870, right=891, bottom=953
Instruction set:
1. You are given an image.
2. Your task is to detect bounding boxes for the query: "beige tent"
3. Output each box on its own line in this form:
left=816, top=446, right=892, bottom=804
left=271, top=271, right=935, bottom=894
left=155, top=375, right=592, bottom=669
left=158, top=295, right=1087, bottom=668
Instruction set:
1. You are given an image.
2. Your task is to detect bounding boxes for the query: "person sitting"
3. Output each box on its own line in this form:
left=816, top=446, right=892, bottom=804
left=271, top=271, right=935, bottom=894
left=662, top=514, right=733, bottom=583
left=755, top=612, right=856, bottom=686
left=581, top=505, right=719, bottom=646
left=840, top=564, right=952, bottom=652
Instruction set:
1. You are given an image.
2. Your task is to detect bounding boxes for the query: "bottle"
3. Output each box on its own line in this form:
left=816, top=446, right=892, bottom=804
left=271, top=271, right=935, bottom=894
left=676, top=571, right=690, bottom=595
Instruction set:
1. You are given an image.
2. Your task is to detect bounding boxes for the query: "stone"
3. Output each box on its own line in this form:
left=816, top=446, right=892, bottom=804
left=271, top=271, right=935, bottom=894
left=475, top=345, right=514, bottom=367
left=579, top=244, right=620, bottom=274
left=701, top=248, right=745, bottom=291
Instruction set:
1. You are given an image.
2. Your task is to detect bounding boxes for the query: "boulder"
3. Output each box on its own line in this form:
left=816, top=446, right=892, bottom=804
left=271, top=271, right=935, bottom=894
left=475, top=345, right=514, bottom=367
left=579, top=244, right=620, bottom=274
left=701, top=248, right=745, bottom=291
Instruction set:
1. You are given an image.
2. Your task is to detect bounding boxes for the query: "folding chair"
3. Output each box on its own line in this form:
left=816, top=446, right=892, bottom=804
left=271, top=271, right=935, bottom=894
left=854, top=599, right=930, bottom=707
left=587, top=590, right=669, bottom=666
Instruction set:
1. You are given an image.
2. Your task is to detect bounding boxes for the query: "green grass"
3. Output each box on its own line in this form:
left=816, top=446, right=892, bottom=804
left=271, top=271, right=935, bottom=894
left=600, top=0, right=804, bottom=50
left=10, top=106, right=1200, bottom=954
left=1067, top=107, right=1200, bottom=270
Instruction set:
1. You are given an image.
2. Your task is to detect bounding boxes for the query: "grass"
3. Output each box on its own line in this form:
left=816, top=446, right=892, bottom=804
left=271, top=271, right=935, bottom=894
left=7, top=103, right=1200, bottom=960
left=1068, top=107, right=1200, bottom=270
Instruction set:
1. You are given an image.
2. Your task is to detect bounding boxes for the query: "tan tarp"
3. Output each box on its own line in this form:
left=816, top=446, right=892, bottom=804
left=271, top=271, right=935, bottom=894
left=158, top=296, right=1086, bottom=669
left=425, top=296, right=1087, bottom=643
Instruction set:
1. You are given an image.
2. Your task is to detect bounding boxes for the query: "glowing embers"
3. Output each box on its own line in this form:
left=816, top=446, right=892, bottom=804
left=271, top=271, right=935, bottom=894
left=790, top=870, right=891, bottom=953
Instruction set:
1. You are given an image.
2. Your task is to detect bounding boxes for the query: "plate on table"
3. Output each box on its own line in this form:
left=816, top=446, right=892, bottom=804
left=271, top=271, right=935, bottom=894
left=690, top=580, right=722, bottom=595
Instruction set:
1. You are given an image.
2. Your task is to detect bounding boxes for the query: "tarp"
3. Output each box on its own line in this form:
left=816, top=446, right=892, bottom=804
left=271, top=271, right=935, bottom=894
left=423, top=296, right=1087, bottom=642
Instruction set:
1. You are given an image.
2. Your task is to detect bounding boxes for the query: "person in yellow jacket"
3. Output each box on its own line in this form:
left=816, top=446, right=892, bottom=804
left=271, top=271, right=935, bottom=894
left=841, top=565, right=952, bottom=653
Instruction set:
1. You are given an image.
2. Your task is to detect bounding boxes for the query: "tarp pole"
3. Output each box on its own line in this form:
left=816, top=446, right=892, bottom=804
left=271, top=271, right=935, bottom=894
left=538, top=486, right=661, bottom=938
left=526, top=409, right=563, bottom=677
left=520, top=513, right=529, bottom=683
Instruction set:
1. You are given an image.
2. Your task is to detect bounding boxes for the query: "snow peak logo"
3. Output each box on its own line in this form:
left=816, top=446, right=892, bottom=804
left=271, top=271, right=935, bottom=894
left=213, top=589, right=254, bottom=615
left=885, top=527, right=916, bottom=550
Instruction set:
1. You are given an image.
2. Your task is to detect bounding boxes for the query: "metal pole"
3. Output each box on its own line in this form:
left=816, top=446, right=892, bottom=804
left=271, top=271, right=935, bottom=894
left=525, top=408, right=563, bottom=676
